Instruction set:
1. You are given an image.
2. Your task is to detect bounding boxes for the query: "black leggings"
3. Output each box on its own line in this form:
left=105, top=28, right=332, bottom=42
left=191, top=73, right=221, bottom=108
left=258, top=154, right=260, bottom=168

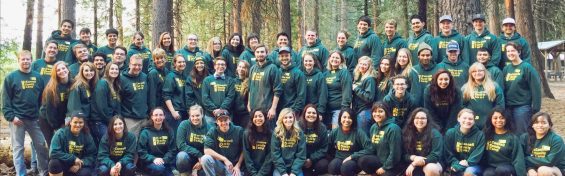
left=358, top=155, right=400, bottom=176
left=48, top=159, right=93, bottom=176
left=327, top=158, right=360, bottom=176
left=303, top=158, right=330, bottom=176
left=482, top=164, right=515, bottom=176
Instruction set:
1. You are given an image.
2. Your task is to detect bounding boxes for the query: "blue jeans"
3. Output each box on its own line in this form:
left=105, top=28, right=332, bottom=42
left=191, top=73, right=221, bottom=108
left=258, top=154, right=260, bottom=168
left=357, top=109, right=373, bottom=136
left=330, top=110, right=341, bottom=128
left=506, top=105, right=532, bottom=134
left=97, top=162, right=136, bottom=176
left=201, top=155, right=244, bottom=176
left=10, top=119, right=48, bottom=176
left=89, top=121, right=108, bottom=147
left=143, top=162, right=174, bottom=176
left=176, top=151, right=199, bottom=173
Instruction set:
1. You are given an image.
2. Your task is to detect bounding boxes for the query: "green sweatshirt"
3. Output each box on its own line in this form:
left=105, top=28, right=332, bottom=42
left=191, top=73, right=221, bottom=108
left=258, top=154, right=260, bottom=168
left=444, top=125, right=486, bottom=172
left=97, top=132, right=137, bottom=168
left=65, top=41, right=98, bottom=65
left=96, top=45, right=115, bottom=62
left=299, top=39, right=330, bottom=70
left=408, top=29, right=434, bottom=65
left=366, top=118, right=402, bottom=170
left=221, top=47, right=244, bottom=77
left=240, top=47, right=255, bottom=65
left=243, top=131, right=272, bottom=176
left=430, top=29, right=467, bottom=64
left=119, top=72, right=150, bottom=119
left=325, top=69, right=353, bottom=111
left=279, top=65, right=306, bottom=112
left=303, top=124, right=328, bottom=163
left=163, top=70, right=187, bottom=112
left=462, top=84, right=505, bottom=129
left=49, top=127, right=97, bottom=167
left=437, top=58, right=470, bottom=90
left=40, top=81, right=72, bottom=128
left=231, top=77, right=249, bottom=115
left=382, top=90, right=417, bottom=126
left=353, top=29, right=384, bottom=68
left=202, top=75, right=236, bottom=116
left=423, top=85, right=463, bottom=129
left=162, top=48, right=175, bottom=71
left=126, top=44, right=153, bottom=74
left=352, top=76, right=376, bottom=114
left=269, top=47, right=301, bottom=68
left=375, top=78, right=391, bottom=102
left=328, top=128, right=369, bottom=160
left=31, top=58, right=57, bottom=81
left=466, top=29, right=501, bottom=66
left=383, top=33, right=408, bottom=58
left=502, top=62, right=542, bottom=112
left=484, top=132, right=526, bottom=176
left=147, top=67, right=170, bottom=109
left=302, top=68, right=328, bottom=114
left=521, top=131, right=565, bottom=170
left=336, top=44, right=358, bottom=72
left=2, top=71, right=44, bottom=121
left=138, top=126, right=177, bottom=165
left=409, top=62, right=439, bottom=106
left=486, top=64, right=504, bottom=86
left=43, top=30, right=78, bottom=61
left=403, top=129, right=444, bottom=164
left=176, top=46, right=214, bottom=77
left=271, top=131, right=307, bottom=175
left=176, top=120, right=209, bottom=158
left=499, top=32, right=532, bottom=67
left=67, top=85, right=92, bottom=119
left=204, top=124, right=244, bottom=164
left=92, top=79, right=121, bottom=124
left=68, top=62, right=83, bottom=79
left=248, top=61, right=283, bottom=111
left=185, top=80, right=204, bottom=108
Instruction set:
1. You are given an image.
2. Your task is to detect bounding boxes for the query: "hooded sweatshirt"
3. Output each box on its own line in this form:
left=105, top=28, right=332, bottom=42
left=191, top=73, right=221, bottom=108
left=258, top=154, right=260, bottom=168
left=329, top=127, right=370, bottom=160
left=336, top=44, right=358, bottom=73
left=382, top=89, right=417, bottom=126
left=176, top=120, right=209, bottom=158
left=521, top=131, right=565, bottom=171
left=502, top=61, right=542, bottom=112
left=176, top=46, right=214, bottom=76
left=325, top=69, right=353, bottom=111
left=408, top=29, right=434, bottom=65
left=163, top=70, right=188, bottom=113
left=437, top=57, right=470, bottom=90
left=31, top=58, right=57, bottom=81
left=354, top=29, right=384, bottom=68
left=409, top=60, right=439, bottom=106
left=65, top=41, right=98, bottom=65
left=403, top=129, right=444, bottom=165
left=147, top=66, right=170, bottom=109
left=303, top=124, right=328, bottom=163
left=202, top=74, right=236, bottom=116
left=352, top=76, right=376, bottom=114
left=221, top=46, right=244, bottom=77
left=299, top=38, right=330, bottom=71
left=430, top=29, right=467, bottom=64
left=67, top=85, right=93, bottom=120
left=366, top=118, right=402, bottom=170
left=204, top=124, right=244, bottom=164
left=269, top=47, right=301, bottom=68
left=92, top=79, right=121, bottom=124
left=271, top=131, right=307, bottom=175
left=302, top=68, right=328, bottom=114
left=444, top=125, right=486, bottom=172
left=423, top=85, right=463, bottom=130
left=119, top=72, right=150, bottom=119
left=466, top=29, right=501, bottom=66
left=279, top=64, right=307, bottom=112
left=2, top=70, right=44, bottom=121
left=96, top=45, right=115, bottom=62
left=240, top=47, right=255, bottom=65
left=484, top=132, right=526, bottom=176
left=97, top=132, right=137, bottom=168
left=462, top=84, right=505, bottom=129
left=486, top=64, right=504, bottom=86
left=499, top=32, right=532, bottom=68
left=43, top=30, right=78, bottom=62
left=40, top=81, right=72, bottom=128
left=138, top=125, right=177, bottom=165
left=49, top=127, right=97, bottom=167
left=126, top=43, right=153, bottom=74
left=231, top=77, right=249, bottom=115
left=383, top=32, right=408, bottom=58
left=243, top=130, right=273, bottom=176
left=248, top=60, right=283, bottom=111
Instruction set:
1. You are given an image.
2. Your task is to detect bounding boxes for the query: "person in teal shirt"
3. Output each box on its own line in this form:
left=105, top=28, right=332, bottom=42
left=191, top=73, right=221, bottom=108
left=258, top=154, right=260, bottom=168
left=202, top=110, right=245, bottom=176
left=97, top=116, right=137, bottom=176
left=461, top=63, right=505, bottom=129
left=521, top=112, right=565, bottom=176
left=39, top=61, right=72, bottom=145
left=231, top=60, right=251, bottom=127
left=147, top=49, right=171, bottom=110
left=336, top=31, right=358, bottom=72
left=271, top=108, right=307, bottom=176
left=430, top=15, right=467, bottom=64
left=119, top=54, right=150, bottom=135
left=32, top=41, right=59, bottom=81
left=299, top=104, right=329, bottom=176
left=138, top=108, right=177, bottom=176
left=278, top=47, right=307, bottom=113
left=163, top=54, right=187, bottom=130
left=375, top=55, right=395, bottom=101
left=269, top=32, right=301, bottom=67
left=476, top=48, right=503, bottom=86
left=401, top=108, right=444, bottom=176
left=325, top=51, right=353, bottom=128
left=498, top=17, right=531, bottom=68
left=240, top=33, right=259, bottom=65
left=437, top=41, right=469, bottom=89
left=301, top=54, right=328, bottom=116
left=185, top=56, right=210, bottom=109
left=383, top=19, right=408, bottom=58
left=68, top=62, right=101, bottom=144
left=352, top=56, right=377, bottom=135
left=466, top=14, right=501, bottom=66
left=407, top=15, right=433, bottom=65
left=354, top=16, right=384, bottom=68
left=222, top=33, right=245, bottom=77
left=176, top=34, right=214, bottom=77
left=176, top=105, right=210, bottom=176
left=444, top=109, right=486, bottom=176
left=42, top=19, right=78, bottom=61
left=68, top=44, right=91, bottom=78
left=327, top=108, right=370, bottom=176
left=248, top=44, right=282, bottom=129
left=96, top=28, right=119, bottom=62
left=409, top=43, right=439, bottom=106
left=155, top=32, right=175, bottom=70
left=92, top=62, right=122, bottom=140
left=383, top=75, right=417, bottom=126
left=243, top=110, right=273, bottom=176
left=202, top=58, right=236, bottom=123
left=126, top=32, right=153, bottom=74
left=65, top=28, right=97, bottom=65
left=299, top=30, right=330, bottom=71
left=423, top=70, right=463, bottom=131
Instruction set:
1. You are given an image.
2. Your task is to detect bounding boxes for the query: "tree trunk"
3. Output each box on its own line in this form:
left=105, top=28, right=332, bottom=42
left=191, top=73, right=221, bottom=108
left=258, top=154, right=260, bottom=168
left=371, top=0, right=378, bottom=30
left=22, top=0, right=34, bottom=51
left=93, top=0, right=98, bottom=45
left=35, top=0, right=44, bottom=57
left=151, top=0, right=173, bottom=49
left=486, top=0, right=500, bottom=35
left=173, top=0, right=182, bottom=49
left=60, top=0, right=76, bottom=37
left=339, top=0, right=347, bottom=31
left=232, top=0, right=242, bottom=33
left=109, top=0, right=114, bottom=29
left=432, top=0, right=439, bottom=35
left=135, top=0, right=140, bottom=31
left=223, top=0, right=227, bottom=43
left=313, top=0, right=319, bottom=33
left=116, top=0, right=124, bottom=45
left=504, top=0, right=514, bottom=18
left=438, top=0, right=481, bottom=35
left=418, top=0, right=427, bottom=29
left=402, top=0, right=409, bottom=38
left=514, top=0, right=554, bottom=98
left=278, top=0, right=291, bottom=48
left=251, top=0, right=262, bottom=39
left=364, top=0, right=368, bottom=16
left=297, top=0, right=304, bottom=48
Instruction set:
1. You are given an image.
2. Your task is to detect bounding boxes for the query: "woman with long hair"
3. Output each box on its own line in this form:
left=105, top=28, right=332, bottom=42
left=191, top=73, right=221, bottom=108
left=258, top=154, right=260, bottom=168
left=301, top=53, right=327, bottom=120
left=271, top=108, right=307, bottom=176
left=482, top=108, right=525, bottom=176
left=163, top=54, right=188, bottom=130
left=401, top=108, right=443, bottom=176
left=68, top=62, right=101, bottom=144
left=521, top=112, right=565, bottom=176
left=97, top=116, right=137, bottom=176
left=462, top=63, right=505, bottom=129
left=176, top=105, right=209, bottom=175
left=335, top=30, right=357, bottom=72
left=375, top=55, right=395, bottom=101
left=423, top=70, right=462, bottom=131
left=358, top=102, right=402, bottom=176
left=92, top=62, right=121, bottom=137
left=232, top=60, right=251, bottom=127
left=40, top=61, right=72, bottom=145
left=324, top=51, right=352, bottom=129
left=206, top=37, right=223, bottom=59
left=126, top=31, right=152, bottom=73
left=155, top=32, right=175, bottom=70
left=444, top=109, right=486, bottom=176
left=48, top=111, right=97, bottom=176
left=352, top=56, right=377, bottom=135
left=243, top=109, right=273, bottom=175
left=222, top=33, right=245, bottom=77
left=138, top=107, right=177, bottom=176
left=395, top=48, right=414, bottom=78
left=327, top=108, right=369, bottom=176
left=185, top=56, right=210, bottom=108
left=299, top=104, right=329, bottom=176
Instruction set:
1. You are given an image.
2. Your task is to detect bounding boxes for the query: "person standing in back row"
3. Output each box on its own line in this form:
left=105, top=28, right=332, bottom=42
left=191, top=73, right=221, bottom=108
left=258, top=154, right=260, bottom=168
left=354, top=16, right=384, bottom=68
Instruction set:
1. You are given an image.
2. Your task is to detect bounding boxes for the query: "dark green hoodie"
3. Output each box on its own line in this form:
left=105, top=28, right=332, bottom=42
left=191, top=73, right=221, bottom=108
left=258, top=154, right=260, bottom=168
left=383, top=32, right=408, bottom=58
left=240, top=47, right=255, bottom=65
left=231, top=77, right=249, bottom=115
left=126, top=44, right=153, bottom=74
left=43, top=30, right=78, bottom=62
left=248, top=61, right=283, bottom=111
left=176, top=46, right=214, bottom=77
left=409, top=61, right=439, bottom=106
left=502, top=62, right=541, bottom=112
left=408, top=29, right=434, bottom=65
left=328, top=127, right=370, bottom=160
left=138, top=126, right=177, bottom=165
left=423, top=85, right=463, bottom=129
left=185, top=79, right=204, bottom=108
left=96, top=45, right=115, bottom=62
left=430, top=29, right=467, bottom=64
left=466, top=29, right=501, bottom=66
left=65, top=41, right=98, bottom=65
left=202, top=75, right=236, bottom=116
left=2, top=70, right=44, bottom=121
left=353, top=29, right=384, bottom=68
left=31, top=58, right=57, bottom=81
left=462, top=84, right=505, bottom=129
left=486, top=64, right=504, bottom=86
left=221, top=47, right=244, bottom=77
left=119, top=72, right=150, bottom=119
left=243, top=131, right=272, bottom=176
left=269, top=47, right=301, bottom=68
left=499, top=32, right=532, bottom=68
left=366, top=118, right=402, bottom=170
left=382, top=89, right=417, bottom=126
left=162, top=70, right=187, bottom=112
left=97, top=132, right=137, bottom=168
left=299, top=39, right=330, bottom=71
left=325, top=69, right=353, bottom=111
left=176, top=120, right=209, bottom=158
left=336, top=44, right=358, bottom=73
left=484, top=132, right=526, bottom=176
left=279, top=64, right=307, bottom=112
left=147, top=66, right=170, bottom=109
left=67, top=85, right=92, bottom=120
left=204, top=123, right=244, bottom=164
left=403, top=129, right=444, bottom=165
left=49, top=127, right=97, bottom=167
left=437, top=57, right=470, bottom=90
left=303, top=124, right=328, bottom=163
left=444, top=125, right=486, bottom=172
left=352, top=76, right=376, bottom=114
left=271, top=131, right=307, bottom=175
left=521, top=131, right=565, bottom=171
left=92, top=79, right=121, bottom=124
left=40, top=81, right=72, bottom=128
left=302, top=68, right=328, bottom=114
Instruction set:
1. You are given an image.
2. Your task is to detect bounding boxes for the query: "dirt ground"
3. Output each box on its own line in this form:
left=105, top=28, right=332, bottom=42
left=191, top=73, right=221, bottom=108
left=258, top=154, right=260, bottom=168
left=0, top=81, right=564, bottom=175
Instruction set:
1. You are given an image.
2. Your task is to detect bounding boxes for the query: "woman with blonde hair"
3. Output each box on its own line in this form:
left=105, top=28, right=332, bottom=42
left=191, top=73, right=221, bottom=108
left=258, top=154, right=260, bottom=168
left=232, top=60, right=251, bottom=126
left=324, top=51, right=352, bottom=128
left=206, top=36, right=223, bottom=59
left=68, top=62, right=101, bottom=143
left=461, top=62, right=505, bottom=129
left=271, top=108, right=307, bottom=176
left=395, top=48, right=414, bottom=78
left=155, top=32, right=175, bottom=70
left=352, top=56, right=377, bottom=135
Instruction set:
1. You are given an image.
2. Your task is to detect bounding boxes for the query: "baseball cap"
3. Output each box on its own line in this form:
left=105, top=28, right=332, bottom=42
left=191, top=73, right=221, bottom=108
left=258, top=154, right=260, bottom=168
left=70, top=111, right=86, bottom=118
left=439, top=15, right=453, bottom=23
left=446, top=41, right=460, bottom=52
left=214, top=109, right=230, bottom=120
left=472, top=14, right=486, bottom=22
left=279, top=46, right=291, bottom=54
left=502, top=18, right=516, bottom=25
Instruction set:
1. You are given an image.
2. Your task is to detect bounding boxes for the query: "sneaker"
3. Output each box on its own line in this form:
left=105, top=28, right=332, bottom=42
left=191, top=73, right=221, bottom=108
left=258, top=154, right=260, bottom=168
left=26, top=167, right=38, bottom=176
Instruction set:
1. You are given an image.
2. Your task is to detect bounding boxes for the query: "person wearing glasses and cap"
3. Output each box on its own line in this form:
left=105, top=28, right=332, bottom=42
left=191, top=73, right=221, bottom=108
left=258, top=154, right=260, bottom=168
left=437, top=41, right=469, bottom=90
left=466, top=14, right=501, bottom=66
left=430, top=15, right=467, bottom=64
left=202, top=110, right=245, bottom=176
left=498, top=17, right=532, bottom=69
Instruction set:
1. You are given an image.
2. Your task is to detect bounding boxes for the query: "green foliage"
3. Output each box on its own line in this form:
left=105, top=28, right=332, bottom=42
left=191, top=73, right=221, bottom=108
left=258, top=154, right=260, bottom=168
left=0, top=39, right=19, bottom=114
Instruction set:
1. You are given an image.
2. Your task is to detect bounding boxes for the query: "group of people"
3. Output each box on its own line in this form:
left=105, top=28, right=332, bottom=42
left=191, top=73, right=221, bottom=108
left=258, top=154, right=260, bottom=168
left=2, top=12, right=564, bottom=176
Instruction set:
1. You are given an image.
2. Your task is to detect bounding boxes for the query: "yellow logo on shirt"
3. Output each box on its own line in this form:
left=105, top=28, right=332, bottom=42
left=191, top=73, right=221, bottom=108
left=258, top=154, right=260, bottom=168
left=532, top=145, right=551, bottom=158
left=132, top=82, right=145, bottom=91
left=416, top=141, right=423, bottom=151
left=447, top=68, right=464, bottom=77
left=354, top=40, right=364, bottom=49
left=409, top=43, right=419, bottom=50
left=281, top=137, right=298, bottom=148
left=306, top=133, right=318, bottom=144
left=68, top=141, right=84, bottom=154
left=336, top=140, right=353, bottom=151
left=455, top=142, right=475, bottom=153
left=218, top=137, right=233, bottom=148
left=471, top=41, right=486, bottom=49
left=251, top=72, right=264, bottom=81
left=59, top=44, right=70, bottom=53
left=371, top=131, right=385, bottom=144
left=486, top=139, right=507, bottom=152
left=384, top=47, right=397, bottom=56
left=111, top=142, right=126, bottom=156
left=40, top=65, right=53, bottom=76
left=505, top=69, right=521, bottom=81
left=326, top=74, right=336, bottom=84
left=152, top=136, right=168, bottom=145
left=252, top=141, right=267, bottom=150
left=281, top=72, right=291, bottom=84
left=418, top=74, right=433, bottom=83
left=176, top=78, right=185, bottom=88
left=439, top=41, right=449, bottom=49
left=392, top=107, right=407, bottom=117
left=20, top=77, right=37, bottom=89
left=189, top=133, right=205, bottom=143
left=472, top=90, right=487, bottom=100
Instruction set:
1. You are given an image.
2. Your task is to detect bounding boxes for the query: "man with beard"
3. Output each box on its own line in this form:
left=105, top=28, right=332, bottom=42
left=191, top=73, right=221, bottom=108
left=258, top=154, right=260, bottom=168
left=32, top=41, right=59, bottom=81
left=498, top=17, right=532, bottom=68
left=248, top=44, right=282, bottom=129
left=278, top=47, right=306, bottom=114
